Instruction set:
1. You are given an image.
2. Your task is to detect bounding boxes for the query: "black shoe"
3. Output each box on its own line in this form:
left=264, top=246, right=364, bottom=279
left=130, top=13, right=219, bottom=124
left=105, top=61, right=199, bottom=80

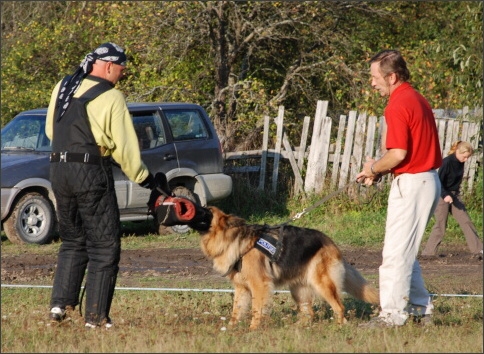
left=412, top=314, right=433, bottom=326
left=472, top=252, right=483, bottom=261
left=49, top=307, right=66, bottom=322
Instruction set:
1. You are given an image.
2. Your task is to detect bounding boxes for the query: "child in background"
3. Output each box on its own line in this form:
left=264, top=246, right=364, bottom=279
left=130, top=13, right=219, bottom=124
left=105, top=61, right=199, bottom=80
left=422, top=141, right=483, bottom=258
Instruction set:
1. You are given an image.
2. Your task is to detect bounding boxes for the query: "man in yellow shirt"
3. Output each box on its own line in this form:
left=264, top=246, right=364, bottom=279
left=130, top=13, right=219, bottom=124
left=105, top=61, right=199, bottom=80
left=46, top=42, right=155, bottom=328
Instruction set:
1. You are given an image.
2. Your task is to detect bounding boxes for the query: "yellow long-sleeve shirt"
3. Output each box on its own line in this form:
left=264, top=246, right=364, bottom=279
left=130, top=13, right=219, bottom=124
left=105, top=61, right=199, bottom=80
left=46, top=76, right=150, bottom=184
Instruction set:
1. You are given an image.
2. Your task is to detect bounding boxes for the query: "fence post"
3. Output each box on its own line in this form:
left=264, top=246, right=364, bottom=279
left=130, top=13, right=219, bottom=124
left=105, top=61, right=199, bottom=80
left=258, top=116, right=270, bottom=190
left=338, top=111, right=357, bottom=188
left=304, top=100, right=328, bottom=193
left=271, top=106, right=284, bottom=193
left=331, top=115, right=347, bottom=188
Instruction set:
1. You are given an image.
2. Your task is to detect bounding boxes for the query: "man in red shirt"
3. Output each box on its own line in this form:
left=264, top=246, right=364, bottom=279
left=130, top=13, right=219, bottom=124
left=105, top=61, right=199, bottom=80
left=356, top=50, right=442, bottom=327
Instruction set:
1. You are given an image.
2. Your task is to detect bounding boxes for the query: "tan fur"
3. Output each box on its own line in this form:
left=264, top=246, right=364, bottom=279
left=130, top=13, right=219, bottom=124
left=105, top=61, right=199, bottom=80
left=200, top=206, right=379, bottom=330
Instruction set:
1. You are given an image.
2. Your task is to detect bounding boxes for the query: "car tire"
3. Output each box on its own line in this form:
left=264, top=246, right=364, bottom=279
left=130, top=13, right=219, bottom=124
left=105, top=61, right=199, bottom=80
left=3, top=192, right=56, bottom=244
left=157, top=186, right=196, bottom=235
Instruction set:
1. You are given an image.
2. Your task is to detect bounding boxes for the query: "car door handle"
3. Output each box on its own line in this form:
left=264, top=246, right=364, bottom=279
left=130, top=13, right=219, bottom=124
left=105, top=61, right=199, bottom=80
left=163, top=153, right=176, bottom=161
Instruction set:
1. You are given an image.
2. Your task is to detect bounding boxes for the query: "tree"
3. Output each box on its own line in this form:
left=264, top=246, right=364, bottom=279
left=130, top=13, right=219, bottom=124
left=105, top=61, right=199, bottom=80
left=1, top=1, right=482, bottom=151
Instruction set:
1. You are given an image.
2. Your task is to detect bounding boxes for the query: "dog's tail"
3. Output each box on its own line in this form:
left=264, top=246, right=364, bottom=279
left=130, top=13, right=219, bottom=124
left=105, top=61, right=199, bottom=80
left=343, top=262, right=379, bottom=305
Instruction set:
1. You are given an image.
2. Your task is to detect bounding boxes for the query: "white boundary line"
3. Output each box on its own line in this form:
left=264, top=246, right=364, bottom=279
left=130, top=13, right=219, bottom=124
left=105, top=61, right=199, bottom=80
left=1, top=284, right=482, bottom=298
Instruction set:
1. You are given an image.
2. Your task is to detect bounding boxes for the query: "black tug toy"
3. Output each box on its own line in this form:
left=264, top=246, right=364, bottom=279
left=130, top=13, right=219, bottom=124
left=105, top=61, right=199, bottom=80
left=147, top=173, right=212, bottom=231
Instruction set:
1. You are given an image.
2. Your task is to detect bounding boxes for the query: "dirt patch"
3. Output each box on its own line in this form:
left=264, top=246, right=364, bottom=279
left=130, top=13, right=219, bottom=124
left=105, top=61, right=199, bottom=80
left=1, top=244, right=482, bottom=295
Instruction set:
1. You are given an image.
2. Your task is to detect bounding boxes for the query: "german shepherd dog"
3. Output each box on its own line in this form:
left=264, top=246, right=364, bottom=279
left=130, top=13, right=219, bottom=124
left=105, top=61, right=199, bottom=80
left=193, top=206, right=379, bottom=330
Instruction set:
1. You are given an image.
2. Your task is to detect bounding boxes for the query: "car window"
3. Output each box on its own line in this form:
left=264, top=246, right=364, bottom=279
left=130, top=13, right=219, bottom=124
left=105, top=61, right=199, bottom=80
left=165, top=110, right=209, bottom=141
left=131, top=112, right=167, bottom=150
left=1, top=114, right=51, bottom=151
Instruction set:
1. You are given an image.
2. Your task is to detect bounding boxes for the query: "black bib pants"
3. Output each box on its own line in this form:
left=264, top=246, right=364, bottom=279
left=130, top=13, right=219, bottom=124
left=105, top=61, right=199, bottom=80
left=50, top=78, right=120, bottom=325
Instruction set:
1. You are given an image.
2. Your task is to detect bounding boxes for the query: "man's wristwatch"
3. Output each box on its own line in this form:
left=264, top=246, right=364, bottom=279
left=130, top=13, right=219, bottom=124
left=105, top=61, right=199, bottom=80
left=370, top=163, right=378, bottom=175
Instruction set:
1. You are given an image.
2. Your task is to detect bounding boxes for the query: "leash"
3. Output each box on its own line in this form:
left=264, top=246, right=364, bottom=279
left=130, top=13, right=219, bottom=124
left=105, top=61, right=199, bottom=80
left=79, top=282, right=86, bottom=317
left=282, top=179, right=382, bottom=225
left=223, top=180, right=381, bottom=276
left=286, top=181, right=356, bottom=224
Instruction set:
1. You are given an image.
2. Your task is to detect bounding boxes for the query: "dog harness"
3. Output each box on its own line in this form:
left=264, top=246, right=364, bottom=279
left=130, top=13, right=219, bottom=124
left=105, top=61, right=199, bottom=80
left=254, top=226, right=285, bottom=262
left=221, top=225, right=285, bottom=277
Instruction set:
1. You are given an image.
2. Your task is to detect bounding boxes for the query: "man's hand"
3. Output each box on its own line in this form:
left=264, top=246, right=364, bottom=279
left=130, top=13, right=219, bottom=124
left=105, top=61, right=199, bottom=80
left=356, top=156, right=379, bottom=186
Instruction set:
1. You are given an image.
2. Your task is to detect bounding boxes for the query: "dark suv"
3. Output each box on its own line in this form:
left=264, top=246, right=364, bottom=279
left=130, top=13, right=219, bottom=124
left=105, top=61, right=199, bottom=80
left=1, top=103, right=232, bottom=244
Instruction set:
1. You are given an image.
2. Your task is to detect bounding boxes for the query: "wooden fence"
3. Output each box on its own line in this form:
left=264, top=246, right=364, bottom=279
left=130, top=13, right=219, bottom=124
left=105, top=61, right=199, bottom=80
left=225, top=101, right=482, bottom=196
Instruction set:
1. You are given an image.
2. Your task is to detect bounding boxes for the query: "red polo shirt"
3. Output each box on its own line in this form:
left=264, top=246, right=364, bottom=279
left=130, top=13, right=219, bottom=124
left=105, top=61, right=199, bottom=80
left=384, top=82, right=442, bottom=174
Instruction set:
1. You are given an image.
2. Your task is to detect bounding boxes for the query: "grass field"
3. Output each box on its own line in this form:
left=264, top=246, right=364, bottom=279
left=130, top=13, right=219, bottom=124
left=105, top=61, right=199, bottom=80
left=1, top=286, right=483, bottom=353
left=1, top=177, right=483, bottom=352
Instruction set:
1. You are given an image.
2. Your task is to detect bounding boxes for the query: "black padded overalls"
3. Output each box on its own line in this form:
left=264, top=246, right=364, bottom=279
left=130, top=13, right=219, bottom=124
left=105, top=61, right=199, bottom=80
left=50, top=76, right=120, bottom=325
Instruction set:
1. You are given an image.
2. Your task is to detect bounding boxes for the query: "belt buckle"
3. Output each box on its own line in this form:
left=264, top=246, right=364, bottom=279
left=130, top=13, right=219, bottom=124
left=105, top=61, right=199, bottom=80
left=60, top=152, right=67, bottom=162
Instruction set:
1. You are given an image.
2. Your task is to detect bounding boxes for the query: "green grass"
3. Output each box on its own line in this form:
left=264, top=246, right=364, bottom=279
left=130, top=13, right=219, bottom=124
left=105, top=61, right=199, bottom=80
left=1, top=172, right=482, bottom=352
left=1, top=287, right=483, bottom=353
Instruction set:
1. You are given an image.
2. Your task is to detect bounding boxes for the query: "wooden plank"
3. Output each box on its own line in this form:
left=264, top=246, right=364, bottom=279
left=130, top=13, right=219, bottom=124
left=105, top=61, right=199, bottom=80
left=461, top=121, right=470, bottom=142
left=226, top=149, right=293, bottom=160
left=297, top=116, right=310, bottom=171
left=331, top=115, right=346, bottom=188
left=451, top=120, right=461, bottom=146
left=465, top=123, right=480, bottom=192
left=272, top=106, right=284, bottom=193
left=225, top=166, right=261, bottom=173
left=377, top=117, right=390, bottom=184
left=437, top=119, right=447, bottom=155
left=314, top=115, right=332, bottom=193
left=283, top=133, right=305, bottom=195
left=306, top=101, right=324, bottom=170
left=365, top=115, right=377, bottom=159
left=351, top=112, right=366, bottom=182
left=461, top=121, right=471, bottom=182
left=305, top=100, right=327, bottom=193
left=339, top=111, right=357, bottom=188
left=443, top=119, right=456, bottom=155
left=377, top=116, right=386, bottom=158
left=258, top=115, right=270, bottom=190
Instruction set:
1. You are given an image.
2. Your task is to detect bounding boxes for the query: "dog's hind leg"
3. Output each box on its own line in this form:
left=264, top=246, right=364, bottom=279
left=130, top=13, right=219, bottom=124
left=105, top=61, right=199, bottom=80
left=229, top=281, right=251, bottom=328
left=310, top=261, right=347, bottom=324
left=290, top=285, right=315, bottom=325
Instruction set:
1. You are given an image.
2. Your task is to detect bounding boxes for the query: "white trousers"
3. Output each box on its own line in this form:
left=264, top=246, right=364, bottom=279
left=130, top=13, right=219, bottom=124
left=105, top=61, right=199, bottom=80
left=379, top=170, right=441, bottom=325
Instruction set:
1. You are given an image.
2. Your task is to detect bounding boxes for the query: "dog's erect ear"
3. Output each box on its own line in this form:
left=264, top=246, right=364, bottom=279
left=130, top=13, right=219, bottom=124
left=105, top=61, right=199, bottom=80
left=207, top=207, right=245, bottom=229
left=225, top=215, right=246, bottom=228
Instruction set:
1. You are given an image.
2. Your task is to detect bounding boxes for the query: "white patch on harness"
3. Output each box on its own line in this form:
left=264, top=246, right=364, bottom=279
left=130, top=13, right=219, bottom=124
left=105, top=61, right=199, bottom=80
left=256, top=238, right=276, bottom=256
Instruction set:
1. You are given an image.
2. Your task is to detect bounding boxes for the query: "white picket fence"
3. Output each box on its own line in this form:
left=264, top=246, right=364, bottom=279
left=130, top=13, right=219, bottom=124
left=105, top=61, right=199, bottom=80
left=225, top=101, right=482, bottom=195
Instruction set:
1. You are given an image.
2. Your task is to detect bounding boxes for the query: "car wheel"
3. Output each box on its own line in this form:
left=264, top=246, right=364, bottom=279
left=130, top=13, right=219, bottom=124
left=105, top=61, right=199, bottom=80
left=3, top=192, right=56, bottom=244
left=157, top=186, right=197, bottom=235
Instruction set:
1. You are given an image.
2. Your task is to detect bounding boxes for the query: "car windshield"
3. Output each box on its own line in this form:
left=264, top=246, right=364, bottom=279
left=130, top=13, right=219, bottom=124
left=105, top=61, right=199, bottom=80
left=1, top=114, right=52, bottom=152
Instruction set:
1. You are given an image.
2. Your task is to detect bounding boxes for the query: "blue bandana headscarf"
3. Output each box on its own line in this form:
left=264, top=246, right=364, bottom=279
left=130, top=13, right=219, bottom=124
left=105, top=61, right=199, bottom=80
left=56, top=42, right=127, bottom=121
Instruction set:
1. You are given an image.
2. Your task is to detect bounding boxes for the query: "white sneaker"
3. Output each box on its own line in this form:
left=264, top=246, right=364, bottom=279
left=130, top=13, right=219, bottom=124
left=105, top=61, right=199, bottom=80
left=85, top=319, right=113, bottom=329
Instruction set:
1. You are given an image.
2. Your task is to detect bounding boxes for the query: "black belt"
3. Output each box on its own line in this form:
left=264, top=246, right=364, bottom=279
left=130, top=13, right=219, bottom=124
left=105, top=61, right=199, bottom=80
left=50, top=152, right=107, bottom=165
